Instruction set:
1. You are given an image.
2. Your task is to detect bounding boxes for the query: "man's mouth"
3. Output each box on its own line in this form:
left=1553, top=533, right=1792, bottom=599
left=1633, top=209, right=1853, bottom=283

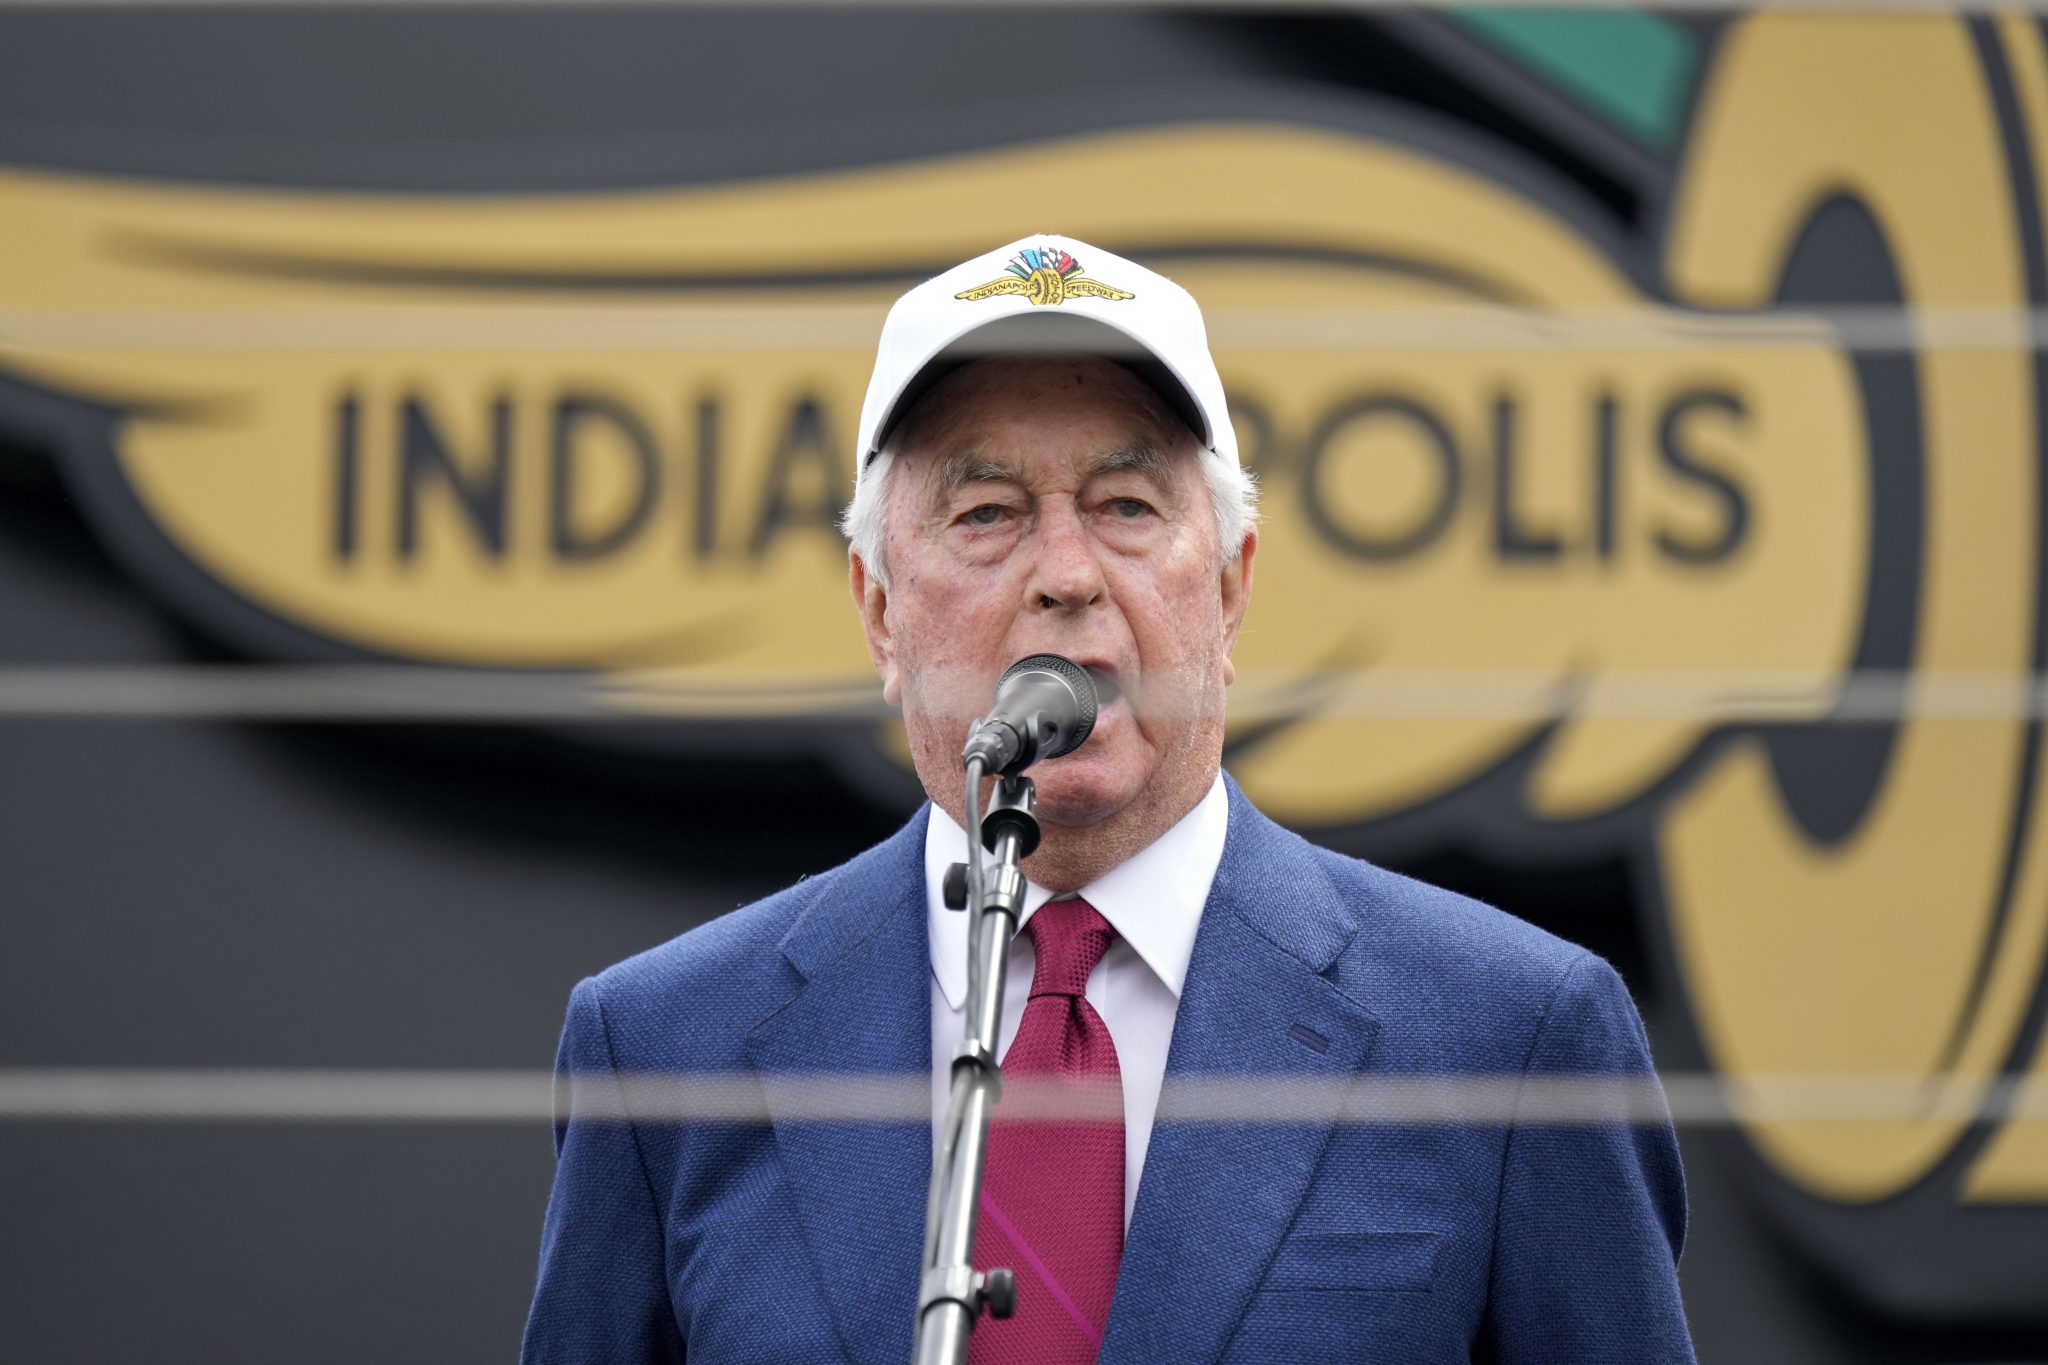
left=1080, top=664, right=1122, bottom=712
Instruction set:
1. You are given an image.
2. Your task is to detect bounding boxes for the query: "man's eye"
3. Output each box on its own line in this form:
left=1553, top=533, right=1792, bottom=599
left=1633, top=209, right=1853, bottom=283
left=962, top=504, right=1007, bottom=526
left=1109, top=498, right=1153, bottom=518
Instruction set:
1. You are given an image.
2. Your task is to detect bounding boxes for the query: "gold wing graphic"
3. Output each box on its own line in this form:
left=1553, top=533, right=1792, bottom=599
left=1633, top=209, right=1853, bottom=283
left=1063, top=277, right=1135, bottom=301
left=954, top=277, right=1031, bottom=301
left=953, top=271, right=1133, bottom=305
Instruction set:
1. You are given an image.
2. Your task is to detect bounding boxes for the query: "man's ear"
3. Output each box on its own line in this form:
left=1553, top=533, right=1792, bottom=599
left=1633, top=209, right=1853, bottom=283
left=1218, top=525, right=1257, bottom=687
left=849, top=549, right=903, bottom=705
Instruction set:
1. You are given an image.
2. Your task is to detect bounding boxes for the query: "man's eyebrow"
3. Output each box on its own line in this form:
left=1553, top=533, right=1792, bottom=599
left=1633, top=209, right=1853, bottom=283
left=1086, top=443, right=1173, bottom=482
left=933, top=450, right=1022, bottom=494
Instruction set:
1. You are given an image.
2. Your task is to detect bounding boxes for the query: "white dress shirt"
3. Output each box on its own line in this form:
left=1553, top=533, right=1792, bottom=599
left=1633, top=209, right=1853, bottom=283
left=926, top=772, right=1229, bottom=1229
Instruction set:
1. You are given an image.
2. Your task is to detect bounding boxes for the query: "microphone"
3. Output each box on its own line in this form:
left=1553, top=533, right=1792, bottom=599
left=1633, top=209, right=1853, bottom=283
left=960, top=654, right=1101, bottom=777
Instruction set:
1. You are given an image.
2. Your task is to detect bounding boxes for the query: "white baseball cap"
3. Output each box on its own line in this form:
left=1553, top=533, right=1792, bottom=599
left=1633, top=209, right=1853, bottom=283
left=854, top=234, right=1238, bottom=489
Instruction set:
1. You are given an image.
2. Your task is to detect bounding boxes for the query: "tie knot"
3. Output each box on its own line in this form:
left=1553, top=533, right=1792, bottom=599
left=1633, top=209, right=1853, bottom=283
left=1024, top=898, right=1115, bottom=999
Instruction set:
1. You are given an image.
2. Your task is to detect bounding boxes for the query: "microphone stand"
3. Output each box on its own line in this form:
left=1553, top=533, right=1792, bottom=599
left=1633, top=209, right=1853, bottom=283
left=913, top=759, right=1038, bottom=1365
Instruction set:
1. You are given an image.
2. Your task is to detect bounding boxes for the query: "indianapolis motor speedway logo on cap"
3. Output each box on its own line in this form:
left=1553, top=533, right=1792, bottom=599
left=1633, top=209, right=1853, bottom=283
left=954, top=246, right=1136, bottom=307
left=3, top=12, right=2048, bottom=1325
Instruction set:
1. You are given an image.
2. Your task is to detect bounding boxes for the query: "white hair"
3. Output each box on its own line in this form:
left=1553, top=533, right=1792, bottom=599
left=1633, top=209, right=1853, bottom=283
left=841, top=445, right=1258, bottom=589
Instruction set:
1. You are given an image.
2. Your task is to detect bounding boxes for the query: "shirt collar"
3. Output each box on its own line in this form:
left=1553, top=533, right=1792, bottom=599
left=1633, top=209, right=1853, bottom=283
left=926, top=771, right=1229, bottom=1011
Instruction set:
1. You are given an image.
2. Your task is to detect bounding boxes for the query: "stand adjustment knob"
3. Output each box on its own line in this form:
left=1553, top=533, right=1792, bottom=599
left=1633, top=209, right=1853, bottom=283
left=943, top=862, right=968, bottom=910
left=983, top=1268, right=1017, bottom=1320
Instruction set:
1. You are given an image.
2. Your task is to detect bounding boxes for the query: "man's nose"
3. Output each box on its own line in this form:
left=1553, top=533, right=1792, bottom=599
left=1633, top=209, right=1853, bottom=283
left=1025, top=507, right=1107, bottom=612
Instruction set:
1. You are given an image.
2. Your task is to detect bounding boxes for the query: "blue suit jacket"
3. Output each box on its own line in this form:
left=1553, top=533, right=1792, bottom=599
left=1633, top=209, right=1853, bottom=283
left=522, top=778, right=1693, bottom=1363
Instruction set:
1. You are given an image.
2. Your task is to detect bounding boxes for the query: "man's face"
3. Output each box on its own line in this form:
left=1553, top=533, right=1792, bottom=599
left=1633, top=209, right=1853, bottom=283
left=852, top=355, right=1255, bottom=832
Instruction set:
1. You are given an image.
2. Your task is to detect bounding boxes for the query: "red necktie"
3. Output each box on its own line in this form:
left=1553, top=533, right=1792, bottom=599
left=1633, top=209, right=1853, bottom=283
left=969, top=898, right=1124, bottom=1364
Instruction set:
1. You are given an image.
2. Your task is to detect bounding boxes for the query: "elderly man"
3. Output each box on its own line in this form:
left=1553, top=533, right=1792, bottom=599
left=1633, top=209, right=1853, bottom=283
left=521, top=236, right=1694, bottom=1365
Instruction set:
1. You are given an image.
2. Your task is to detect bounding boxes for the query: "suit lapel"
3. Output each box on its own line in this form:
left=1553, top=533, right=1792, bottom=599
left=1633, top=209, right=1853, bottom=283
left=1100, top=784, right=1381, bottom=1365
left=744, top=811, right=933, bottom=1365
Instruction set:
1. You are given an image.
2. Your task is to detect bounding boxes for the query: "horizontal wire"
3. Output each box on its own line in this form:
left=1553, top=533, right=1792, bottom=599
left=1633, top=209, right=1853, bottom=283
left=0, top=0, right=2039, bottom=14
left=0, top=305, right=2038, bottom=353
left=0, top=665, right=2038, bottom=723
left=0, top=1068, right=2043, bottom=1126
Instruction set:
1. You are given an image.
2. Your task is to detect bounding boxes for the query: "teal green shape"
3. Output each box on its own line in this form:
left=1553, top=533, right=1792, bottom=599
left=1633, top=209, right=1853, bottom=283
left=1448, top=9, right=1697, bottom=150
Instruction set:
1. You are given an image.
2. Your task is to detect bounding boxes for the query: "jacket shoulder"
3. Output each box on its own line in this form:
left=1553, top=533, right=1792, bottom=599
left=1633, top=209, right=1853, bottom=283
left=1222, top=777, right=1593, bottom=998
left=572, top=806, right=928, bottom=1065
left=1319, top=842, right=1589, bottom=978
left=1296, top=832, right=1627, bottom=1065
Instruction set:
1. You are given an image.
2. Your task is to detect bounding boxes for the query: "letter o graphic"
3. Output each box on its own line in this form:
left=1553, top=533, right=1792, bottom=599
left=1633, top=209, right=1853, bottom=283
left=1299, top=394, right=1462, bottom=562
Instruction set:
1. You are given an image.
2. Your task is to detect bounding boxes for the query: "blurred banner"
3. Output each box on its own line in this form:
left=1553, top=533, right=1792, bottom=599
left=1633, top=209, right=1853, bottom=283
left=4, top=6, right=2048, bottom=1362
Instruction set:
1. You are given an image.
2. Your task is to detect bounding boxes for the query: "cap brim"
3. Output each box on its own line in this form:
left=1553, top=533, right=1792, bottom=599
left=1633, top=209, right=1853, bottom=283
left=869, top=311, right=1210, bottom=462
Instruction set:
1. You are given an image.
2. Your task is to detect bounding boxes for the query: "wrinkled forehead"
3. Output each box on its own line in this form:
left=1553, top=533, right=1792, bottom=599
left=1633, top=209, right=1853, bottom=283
left=884, top=354, right=1200, bottom=475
